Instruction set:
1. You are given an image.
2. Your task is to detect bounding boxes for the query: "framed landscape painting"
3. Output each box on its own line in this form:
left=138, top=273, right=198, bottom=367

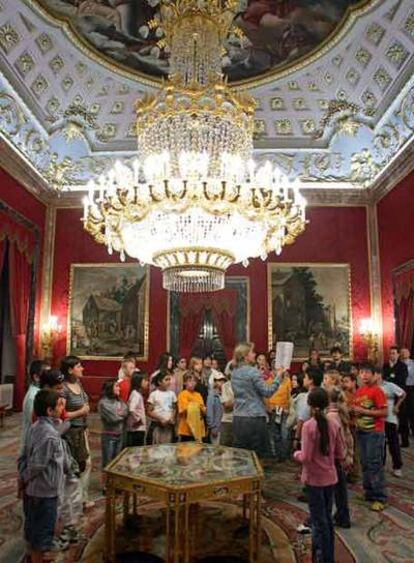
left=67, top=263, right=149, bottom=360
left=268, top=263, right=352, bottom=360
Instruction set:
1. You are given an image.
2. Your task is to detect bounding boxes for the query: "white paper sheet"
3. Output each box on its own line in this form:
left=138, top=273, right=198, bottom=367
left=275, top=341, right=294, bottom=370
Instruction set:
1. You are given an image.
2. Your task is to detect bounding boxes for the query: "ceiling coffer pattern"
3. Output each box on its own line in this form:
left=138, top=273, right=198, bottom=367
left=0, top=0, right=413, bottom=199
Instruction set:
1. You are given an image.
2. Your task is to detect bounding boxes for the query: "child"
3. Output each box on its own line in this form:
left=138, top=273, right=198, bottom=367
left=294, top=387, right=345, bottom=563
left=342, top=372, right=358, bottom=409
left=147, top=370, right=177, bottom=444
left=266, top=369, right=292, bottom=461
left=98, top=379, right=128, bottom=468
left=21, top=359, right=49, bottom=448
left=177, top=373, right=206, bottom=442
left=39, top=369, right=82, bottom=547
left=352, top=363, right=388, bottom=511
left=127, top=371, right=149, bottom=447
left=327, top=386, right=353, bottom=528
left=18, top=390, right=70, bottom=563
left=376, top=367, right=406, bottom=477
left=342, top=372, right=359, bottom=482
left=207, top=373, right=226, bottom=444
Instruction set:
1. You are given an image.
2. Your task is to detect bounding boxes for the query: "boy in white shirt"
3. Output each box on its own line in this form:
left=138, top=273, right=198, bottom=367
left=376, top=367, right=406, bottom=477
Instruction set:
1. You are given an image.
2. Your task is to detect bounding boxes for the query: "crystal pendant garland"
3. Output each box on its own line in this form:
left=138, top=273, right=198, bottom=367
left=83, top=0, right=307, bottom=292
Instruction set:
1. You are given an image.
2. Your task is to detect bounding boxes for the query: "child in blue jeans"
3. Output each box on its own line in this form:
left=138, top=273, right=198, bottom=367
left=98, top=379, right=128, bottom=468
left=353, top=363, right=388, bottom=511
left=18, top=389, right=70, bottom=563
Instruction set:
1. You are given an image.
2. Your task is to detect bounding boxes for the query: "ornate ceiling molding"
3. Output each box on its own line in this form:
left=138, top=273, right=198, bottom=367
left=0, top=0, right=413, bottom=202
left=370, top=132, right=414, bottom=202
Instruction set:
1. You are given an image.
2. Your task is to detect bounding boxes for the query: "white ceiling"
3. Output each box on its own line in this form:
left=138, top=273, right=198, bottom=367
left=0, top=0, right=413, bottom=202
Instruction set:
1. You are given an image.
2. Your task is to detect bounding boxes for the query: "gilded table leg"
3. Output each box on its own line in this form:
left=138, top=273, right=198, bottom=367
left=243, top=493, right=249, bottom=519
left=123, top=491, right=130, bottom=525
left=174, top=504, right=180, bottom=563
left=255, top=488, right=261, bottom=562
left=184, top=502, right=190, bottom=563
left=248, top=492, right=255, bottom=562
left=166, top=503, right=171, bottom=563
left=105, top=485, right=116, bottom=562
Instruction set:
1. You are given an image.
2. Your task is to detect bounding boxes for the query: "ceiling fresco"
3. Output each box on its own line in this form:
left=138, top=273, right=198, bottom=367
left=33, top=0, right=367, bottom=86
left=0, top=0, right=413, bottom=201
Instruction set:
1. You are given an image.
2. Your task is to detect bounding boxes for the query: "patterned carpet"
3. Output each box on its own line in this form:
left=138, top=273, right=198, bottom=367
left=1, top=414, right=414, bottom=562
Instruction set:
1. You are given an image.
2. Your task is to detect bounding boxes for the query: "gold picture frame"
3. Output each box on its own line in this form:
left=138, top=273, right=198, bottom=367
left=267, top=263, right=353, bottom=361
left=67, top=263, right=150, bottom=361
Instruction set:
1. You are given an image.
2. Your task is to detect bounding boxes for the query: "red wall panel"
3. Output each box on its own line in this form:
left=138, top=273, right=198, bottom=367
left=0, top=168, right=46, bottom=352
left=51, top=205, right=371, bottom=378
left=378, top=169, right=414, bottom=356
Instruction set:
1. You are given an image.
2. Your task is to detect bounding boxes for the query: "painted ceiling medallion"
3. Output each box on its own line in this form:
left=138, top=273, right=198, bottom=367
left=33, top=0, right=373, bottom=86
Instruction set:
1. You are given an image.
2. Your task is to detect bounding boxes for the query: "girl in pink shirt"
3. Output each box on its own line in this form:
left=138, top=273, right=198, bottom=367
left=294, top=387, right=345, bottom=563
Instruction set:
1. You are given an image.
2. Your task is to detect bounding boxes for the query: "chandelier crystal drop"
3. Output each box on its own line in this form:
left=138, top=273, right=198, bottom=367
left=83, top=0, right=307, bottom=292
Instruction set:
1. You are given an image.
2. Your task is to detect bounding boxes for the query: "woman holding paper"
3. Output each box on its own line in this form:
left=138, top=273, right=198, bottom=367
left=231, top=342, right=281, bottom=458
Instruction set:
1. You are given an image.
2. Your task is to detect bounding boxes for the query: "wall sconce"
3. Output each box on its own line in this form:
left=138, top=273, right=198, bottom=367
left=360, top=317, right=379, bottom=364
left=41, top=315, right=62, bottom=361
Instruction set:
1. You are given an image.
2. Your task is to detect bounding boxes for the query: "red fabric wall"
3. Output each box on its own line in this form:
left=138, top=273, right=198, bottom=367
left=378, top=169, right=414, bottom=356
left=51, top=206, right=371, bottom=383
left=0, top=168, right=46, bottom=353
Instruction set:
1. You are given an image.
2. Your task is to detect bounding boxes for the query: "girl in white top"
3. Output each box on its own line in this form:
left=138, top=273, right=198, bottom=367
left=127, top=371, right=149, bottom=447
left=147, top=371, right=177, bottom=444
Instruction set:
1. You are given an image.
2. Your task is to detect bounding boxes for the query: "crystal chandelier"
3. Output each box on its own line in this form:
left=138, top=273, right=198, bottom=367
left=83, top=0, right=307, bottom=292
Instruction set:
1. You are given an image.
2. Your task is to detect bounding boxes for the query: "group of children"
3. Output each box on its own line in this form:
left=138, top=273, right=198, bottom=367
left=293, top=361, right=406, bottom=563
left=97, top=354, right=233, bottom=471
left=18, top=358, right=89, bottom=563
left=17, top=345, right=409, bottom=563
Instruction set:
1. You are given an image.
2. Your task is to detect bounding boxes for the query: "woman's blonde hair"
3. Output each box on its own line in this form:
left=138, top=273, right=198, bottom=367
left=188, top=356, right=202, bottom=372
left=325, top=369, right=341, bottom=387
left=233, top=342, right=254, bottom=367
left=329, top=386, right=350, bottom=428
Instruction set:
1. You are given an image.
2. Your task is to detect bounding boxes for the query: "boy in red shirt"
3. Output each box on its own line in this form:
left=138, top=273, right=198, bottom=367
left=352, top=363, right=387, bottom=511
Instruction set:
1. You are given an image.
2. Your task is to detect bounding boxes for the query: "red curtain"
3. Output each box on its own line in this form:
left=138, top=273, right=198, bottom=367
left=0, top=210, right=35, bottom=262
left=0, top=209, right=36, bottom=409
left=8, top=241, right=32, bottom=410
left=394, top=266, right=414, bottom=351
left=179, top=290, right=238, bottom=359
left=179, top=295, right=208, bottom=360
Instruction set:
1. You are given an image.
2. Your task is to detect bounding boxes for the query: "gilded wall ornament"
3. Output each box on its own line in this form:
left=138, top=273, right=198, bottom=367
left=350, top=149, right=380, bottom=185
left=314, top=100, right=371, bottom=139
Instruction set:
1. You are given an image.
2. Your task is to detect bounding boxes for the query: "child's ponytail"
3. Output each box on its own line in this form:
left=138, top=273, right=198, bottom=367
left=308, top=388, right=330, bottom=456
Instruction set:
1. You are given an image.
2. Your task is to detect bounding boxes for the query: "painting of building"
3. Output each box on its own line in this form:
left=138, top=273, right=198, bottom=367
left=268, top=264, right=351, bottom=359
left=68, top=263, right=149, bottom=359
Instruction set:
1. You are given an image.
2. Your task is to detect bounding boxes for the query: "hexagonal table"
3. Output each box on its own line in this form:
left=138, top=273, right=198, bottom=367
left=105, top=443, right=263, bottom=563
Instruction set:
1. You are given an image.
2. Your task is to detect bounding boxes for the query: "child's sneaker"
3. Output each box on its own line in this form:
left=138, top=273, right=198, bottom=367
left=59, top=526, right=79, bottom=544
left=296, top=523, right=311, bottom=534
left=393, top=469, right=403, bottom=477
left=370, top=501, right=386, bottom=512
left=49, top=537, right=70, bottom=551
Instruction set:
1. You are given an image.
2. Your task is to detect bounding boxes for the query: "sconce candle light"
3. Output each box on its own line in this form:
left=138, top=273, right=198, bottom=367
left=360, top=317, right=379, bottom=364
left=41, top=315, right=62, bottom=360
